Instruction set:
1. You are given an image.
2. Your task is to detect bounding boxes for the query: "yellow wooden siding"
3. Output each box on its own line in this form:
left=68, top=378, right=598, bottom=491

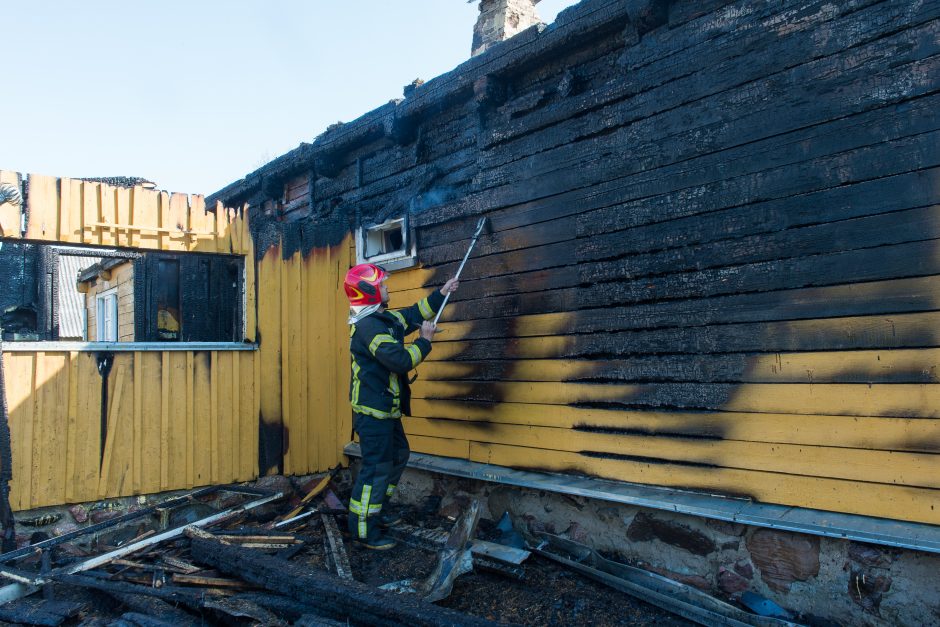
left=469, top=442, right=940, bottom=525
left=383, top=258, right=940, bottom=526
left=254, top=237, right=353, bottom=477
left=2, top=351, right=258, bottom=509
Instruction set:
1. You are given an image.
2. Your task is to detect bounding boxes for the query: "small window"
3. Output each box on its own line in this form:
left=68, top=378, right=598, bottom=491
left=96, top=288, right=118, bottom=342
left=355, top=217, right=417, bottom=271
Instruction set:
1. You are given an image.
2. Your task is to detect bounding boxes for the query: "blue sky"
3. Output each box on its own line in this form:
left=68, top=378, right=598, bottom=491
left=1, top=1, right=578, bottom=196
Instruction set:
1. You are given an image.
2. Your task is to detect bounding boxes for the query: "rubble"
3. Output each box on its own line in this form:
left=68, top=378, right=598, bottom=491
left=0, top=474, right=707, bottom=625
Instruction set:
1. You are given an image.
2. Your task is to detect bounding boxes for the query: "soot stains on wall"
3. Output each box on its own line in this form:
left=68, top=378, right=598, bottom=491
left=212, top=0, right=940, bottom=520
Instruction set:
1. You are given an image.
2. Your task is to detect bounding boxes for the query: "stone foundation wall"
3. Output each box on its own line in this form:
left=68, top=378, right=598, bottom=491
left=393, top=467, right=940, bottom=627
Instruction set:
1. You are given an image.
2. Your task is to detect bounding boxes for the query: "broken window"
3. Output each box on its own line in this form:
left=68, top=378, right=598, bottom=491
left=0, top=242, right=245, bottom=343
left=355, top=217, right=417, bottom=271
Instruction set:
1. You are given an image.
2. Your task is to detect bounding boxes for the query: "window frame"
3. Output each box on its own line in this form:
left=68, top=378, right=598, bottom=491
left=355, top=216, right=417, bottom=272
left=95, top=287, right=119, bottom=343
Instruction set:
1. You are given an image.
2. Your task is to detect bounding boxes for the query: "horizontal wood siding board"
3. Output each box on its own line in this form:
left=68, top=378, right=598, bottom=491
left=468, top=442, right=940, bottom=526
left=411, top=380, right=940, bottom=419
left=426, top=311, right=940, bottom=360
left=418, top=349, right=940, bottom=384
left=409, top=399, right=940, bottom=454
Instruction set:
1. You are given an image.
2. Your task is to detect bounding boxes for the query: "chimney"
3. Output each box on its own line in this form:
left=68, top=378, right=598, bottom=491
left=472, top=0, right=543, bottom=57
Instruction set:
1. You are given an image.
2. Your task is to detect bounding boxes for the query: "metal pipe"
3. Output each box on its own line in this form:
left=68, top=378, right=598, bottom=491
left=432, top=217, right=488, bottom=326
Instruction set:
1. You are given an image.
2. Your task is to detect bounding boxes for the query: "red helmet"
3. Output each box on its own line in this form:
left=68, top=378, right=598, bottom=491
left=344, top=263, right=387, bottom=306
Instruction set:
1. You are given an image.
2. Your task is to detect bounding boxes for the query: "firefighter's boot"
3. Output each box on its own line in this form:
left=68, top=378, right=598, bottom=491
left=347, top=513, right=397, bottom=550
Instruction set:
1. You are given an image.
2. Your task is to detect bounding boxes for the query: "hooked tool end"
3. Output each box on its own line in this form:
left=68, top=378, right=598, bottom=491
left=474, top=216, right=491, bottom=237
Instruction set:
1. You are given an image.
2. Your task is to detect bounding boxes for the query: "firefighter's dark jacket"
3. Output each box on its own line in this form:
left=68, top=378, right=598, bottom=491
left=349, top=290, right=446, bottom=419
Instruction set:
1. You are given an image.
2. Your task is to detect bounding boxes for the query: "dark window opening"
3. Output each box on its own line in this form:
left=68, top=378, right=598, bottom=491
left=156, top=259, right=181, bottom=341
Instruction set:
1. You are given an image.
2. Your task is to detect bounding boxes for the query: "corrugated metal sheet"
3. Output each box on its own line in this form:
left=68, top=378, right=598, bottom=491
left=57, top=255, right=101, bottom=340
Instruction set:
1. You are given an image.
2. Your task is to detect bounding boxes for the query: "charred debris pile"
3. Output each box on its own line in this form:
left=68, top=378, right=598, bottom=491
left=0, top=472, right=803, bottom=626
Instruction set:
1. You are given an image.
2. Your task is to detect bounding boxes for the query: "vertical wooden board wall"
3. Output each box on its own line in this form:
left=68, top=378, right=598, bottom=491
left=239, top=350, right=259, bottom=481
left=4, top=353, right=34, bottom=510
left=303, top=249, right=321, bottom=474
left=329, top=239, right=353, bottom=468
left=281, top=252, right=306, bottom=475
left=192, top=351, right=213, bottom=485
left=33, top=353, right=70, bottom=507
left=256, top=247, right=284, bottom=476
left=166, top=352, right=188, bottom=490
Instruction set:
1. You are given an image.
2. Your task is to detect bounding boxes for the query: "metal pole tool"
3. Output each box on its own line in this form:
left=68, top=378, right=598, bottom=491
left=432, top=216, right=488, bottom=326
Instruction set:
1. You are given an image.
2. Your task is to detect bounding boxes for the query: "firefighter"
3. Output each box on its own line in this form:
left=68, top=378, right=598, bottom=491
left=344, top=262, right=458, bottom=549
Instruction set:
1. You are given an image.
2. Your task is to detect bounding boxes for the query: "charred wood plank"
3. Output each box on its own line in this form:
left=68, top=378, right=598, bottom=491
left=189, top=535, right=498, bottom=626
left=203, top=595, right=288, bottom=626
left=320, top=514, right=352, bottom=581
left=435, top=273, right=940, bottom=343
left=417, top=89, right=940, bottom=253
left=442, top=237, right=940, bottom=323
left=473, top=20, right=940, bottom=200
left=295, top=614, right=356, bottom=627
left=230, top=591, right=324, bottom=622
left=482, top=0, right=920, bottom=152
left=108, top=592, right=199, bottom=627
left=420, top=20, right=940, bottom=228
left=0, top=598, right=84, bottom=626
left=433, top=310, right=940, bottom=361
left=115, top=613, right=177, bottom=627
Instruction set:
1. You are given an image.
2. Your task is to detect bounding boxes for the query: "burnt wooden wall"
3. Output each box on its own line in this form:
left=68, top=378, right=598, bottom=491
left=214, top=0, right=940, bottom=524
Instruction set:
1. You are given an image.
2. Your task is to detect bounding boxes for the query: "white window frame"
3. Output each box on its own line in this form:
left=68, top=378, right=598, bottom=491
left=355, top=217, right=417, bottom=272
left=96, top=287, right=119, bottom=342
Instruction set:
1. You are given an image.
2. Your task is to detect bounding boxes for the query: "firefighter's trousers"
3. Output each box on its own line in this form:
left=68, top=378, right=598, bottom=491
left=348, top=412, right=410, bottom=539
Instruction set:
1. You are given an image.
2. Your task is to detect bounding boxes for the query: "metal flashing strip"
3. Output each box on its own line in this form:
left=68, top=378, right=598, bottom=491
left=344, top=443, right=940, bottom=554
left=1, top=341, right=257, bottom=352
